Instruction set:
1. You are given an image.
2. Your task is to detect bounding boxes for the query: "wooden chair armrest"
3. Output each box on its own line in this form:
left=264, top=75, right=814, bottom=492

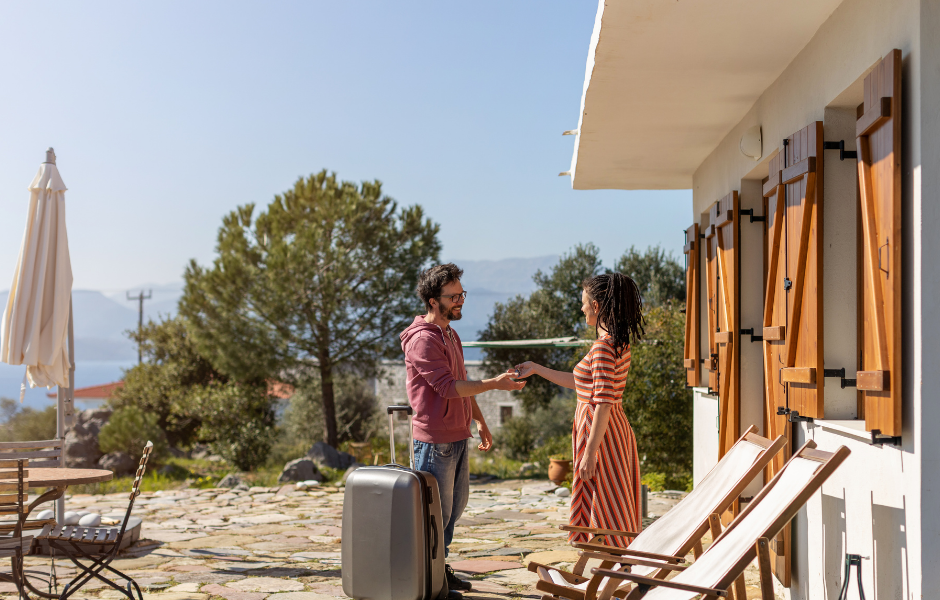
left=572, top=541, right=686, bottom=563
left=590, top=567, right=728, bottom=597
left=560, top=525, right=642, bottom=538
left=578, top=551, right=686, bottom=572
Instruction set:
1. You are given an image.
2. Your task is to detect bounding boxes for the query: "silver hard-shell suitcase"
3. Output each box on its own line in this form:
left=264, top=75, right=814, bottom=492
left=342, top=405, right=447, bottom=600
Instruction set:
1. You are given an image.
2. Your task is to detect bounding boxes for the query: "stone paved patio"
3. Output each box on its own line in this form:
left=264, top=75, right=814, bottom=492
left=1, top=479, right=778, bottom=600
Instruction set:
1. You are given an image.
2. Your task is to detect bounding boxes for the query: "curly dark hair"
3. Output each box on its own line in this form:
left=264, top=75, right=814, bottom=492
left=582, top=272, right=645, bottom=357
left=417, top=263, right=464, bottom=311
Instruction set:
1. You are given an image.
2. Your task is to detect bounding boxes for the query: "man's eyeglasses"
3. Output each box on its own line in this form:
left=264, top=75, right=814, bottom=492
left=438, top=291, right=468, bottom=303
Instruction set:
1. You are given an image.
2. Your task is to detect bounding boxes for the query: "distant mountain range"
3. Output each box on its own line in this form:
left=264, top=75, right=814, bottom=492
left=0, top=256, right=558, bottom=362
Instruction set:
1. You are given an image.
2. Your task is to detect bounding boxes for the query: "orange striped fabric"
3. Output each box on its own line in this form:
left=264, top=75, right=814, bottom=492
left=569, top=338, right=641, bottom=547
left=573, top=338, right=630, bottom=404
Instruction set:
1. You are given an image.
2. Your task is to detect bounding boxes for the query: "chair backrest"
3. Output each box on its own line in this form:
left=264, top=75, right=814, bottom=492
left=627, top=426, right=785, bottom=564
left=0, top=459, right=27, bottom=537
left=0, top=439, right=63, bottom=468
left=117, top=441, right=153, bottom=538
left=639, top=442, right=851, bottom=600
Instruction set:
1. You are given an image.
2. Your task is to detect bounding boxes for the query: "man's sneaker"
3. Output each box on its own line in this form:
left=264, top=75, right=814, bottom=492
left=446, top=590, right=463, bottom=600
left=446, top=565, right=472, bottom=592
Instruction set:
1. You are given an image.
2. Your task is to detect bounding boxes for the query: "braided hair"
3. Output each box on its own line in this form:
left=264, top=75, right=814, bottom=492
left=582, top=273, right=645, bottom=357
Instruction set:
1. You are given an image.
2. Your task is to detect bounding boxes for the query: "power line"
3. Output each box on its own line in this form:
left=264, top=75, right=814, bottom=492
left=127, top=290, right=152, bottom=364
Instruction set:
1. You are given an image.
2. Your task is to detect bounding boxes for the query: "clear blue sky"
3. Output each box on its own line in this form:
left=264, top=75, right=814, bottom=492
left=0, top=2, right=691, bottom=292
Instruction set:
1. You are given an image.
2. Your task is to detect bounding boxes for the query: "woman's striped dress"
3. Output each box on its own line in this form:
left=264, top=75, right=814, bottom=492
left=568, top=337, right=642, bottom=547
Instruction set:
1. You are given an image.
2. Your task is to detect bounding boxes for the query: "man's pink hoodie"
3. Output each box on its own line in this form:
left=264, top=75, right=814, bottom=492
left=400, top=316, right=473, bottom=443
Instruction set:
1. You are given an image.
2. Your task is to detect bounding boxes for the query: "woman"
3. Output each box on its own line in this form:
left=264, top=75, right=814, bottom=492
left=513, top=273, right=644, bottom=547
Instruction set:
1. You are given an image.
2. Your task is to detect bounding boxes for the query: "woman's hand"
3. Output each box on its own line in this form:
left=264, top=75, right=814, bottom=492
left=512, top=362, right=539, bottom=379
left=577, top=451, right=598, bottom=480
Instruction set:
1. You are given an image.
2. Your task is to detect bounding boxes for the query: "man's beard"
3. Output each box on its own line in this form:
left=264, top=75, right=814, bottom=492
left=445, top=305, right=463, bottom=321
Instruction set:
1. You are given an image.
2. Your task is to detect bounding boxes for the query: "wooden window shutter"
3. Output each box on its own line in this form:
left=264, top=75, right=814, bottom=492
left=760, top=121, right=824, bottom=586
left=704, top=221, right=719, bottom=393
left=683, top=224, right=701, bottom=387
left=856, top=49, right=902, bottom=436
left=761, top=151, right=792, bottom=587
left=708, top=192, right=740, bottom=460
left=778, top=122, right=825, bottom=420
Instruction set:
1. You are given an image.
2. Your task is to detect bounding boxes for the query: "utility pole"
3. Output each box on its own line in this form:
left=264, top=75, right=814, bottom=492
left=127, top=290, right=152, bottom=364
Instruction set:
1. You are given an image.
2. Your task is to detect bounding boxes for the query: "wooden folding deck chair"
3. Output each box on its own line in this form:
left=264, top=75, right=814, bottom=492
left=0, top=441, right=63, bottom=535
left=0, top=459, right=35, bottom=600
left=528, top=426, right=785, bottom=600
left=36, top=442, right=153, bottom=600
left=581, top=441, right=851, bottom=600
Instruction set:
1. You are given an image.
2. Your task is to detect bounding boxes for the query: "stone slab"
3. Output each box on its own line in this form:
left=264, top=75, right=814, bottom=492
left=142, top=593, right=208, bottom=600
left=172, top=535, right=259, bottom=549
left=482, top=567, right=539, bottom=587
left=229, top=514, right=293, bottom=524
left=483, top=510, right=546, bottom=521
left=523, top=550, right=580, bottom=566
left=449, top=560, right=522, bottom=574
left=225, top=577, right=305, bottom=593
left=200, top=584, right=269, bottom=600
left=464, top=547, right=533, bottom=558
left=266, top=594, right=337, bottom=600
left=467, top=580, right=513, bottom=594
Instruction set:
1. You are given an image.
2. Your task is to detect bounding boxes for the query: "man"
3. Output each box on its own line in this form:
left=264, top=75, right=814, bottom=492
left=400, top=263, right=525, bottom=598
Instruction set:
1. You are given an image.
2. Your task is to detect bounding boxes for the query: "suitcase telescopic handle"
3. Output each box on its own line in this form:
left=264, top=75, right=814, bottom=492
left=386, top=405, right=415, bottom=468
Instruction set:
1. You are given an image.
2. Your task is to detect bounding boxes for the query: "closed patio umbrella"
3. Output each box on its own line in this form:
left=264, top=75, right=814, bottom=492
left=0, top=148, right=75, bottom=494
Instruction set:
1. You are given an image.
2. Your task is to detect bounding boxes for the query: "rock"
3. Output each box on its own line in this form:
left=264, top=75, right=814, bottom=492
left=233, top=483, right=249, bottom=492
left=295, top=480, right=320, bottom=491
left=63, top=511, right=81, bottom=525
left=277, top=458, right=324, bottom=484
left=63, top=407, right=112, bottom=468
left=554, top=487, right=571, bottom=497
left=98, top=451, right=138, bottom=476
left=306, top=442, right=356, bottom=470
left=33, top=509, right=54, bottom=521
left=78, top=513, right=102, bottom=527
left=218, top=474, right=242, bottom=489
left=518, top=462, right=540, bottom=477
left=191, top=444, right=211, bottom=459
left=341, top=463, right=364, bottom=484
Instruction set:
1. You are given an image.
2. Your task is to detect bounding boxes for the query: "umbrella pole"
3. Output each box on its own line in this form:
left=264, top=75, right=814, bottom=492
left=55, top=297, right=74, bottom=523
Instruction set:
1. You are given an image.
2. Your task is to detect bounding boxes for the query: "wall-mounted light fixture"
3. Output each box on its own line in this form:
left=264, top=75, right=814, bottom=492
left=562, top=130, right=578, bottom=136
left=558, top=171, right=571, bottom=176
left=739, top=125, right=762, bottom=160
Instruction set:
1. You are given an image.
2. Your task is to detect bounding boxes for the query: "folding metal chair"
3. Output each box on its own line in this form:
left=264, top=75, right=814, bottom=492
left=0, top=441, right=63, bottom=535
left=0, top=459, right=35, bottom=600
left=37, top=442, right=153, bottom=600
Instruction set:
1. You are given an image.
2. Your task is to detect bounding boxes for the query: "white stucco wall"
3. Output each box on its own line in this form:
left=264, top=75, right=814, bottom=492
left=692, top=388, right=719, bottom=487
left=687, top=0, right=935, bottom=596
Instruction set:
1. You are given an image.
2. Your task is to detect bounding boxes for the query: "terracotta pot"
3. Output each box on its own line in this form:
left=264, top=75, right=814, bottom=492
left=548, top=459, right=573, bottom=484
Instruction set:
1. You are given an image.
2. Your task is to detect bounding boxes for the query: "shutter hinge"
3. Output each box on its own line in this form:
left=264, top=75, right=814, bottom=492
left=783, top=278, right=792, bottom=291
left=870, top=429, right=902, bottom=447
left=739, top=208, right=766, bottom=223
left=823, top=140, right=858, bottom=161
left=823, top=368, right=857, bottom=389
left=740, top=328, right=763, bottom=343
left=788, top=410, right=814, bottom=424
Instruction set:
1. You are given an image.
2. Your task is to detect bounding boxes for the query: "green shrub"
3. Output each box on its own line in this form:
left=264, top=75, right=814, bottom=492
left=191, top=382, right=276, bottom=471
left=98, top=406, right=168, bottom=460
left=0, top=398, right=56, bottom=442
left=530, top=435, right=572, bottom=468
left=494, top=417, right=536, bottom=460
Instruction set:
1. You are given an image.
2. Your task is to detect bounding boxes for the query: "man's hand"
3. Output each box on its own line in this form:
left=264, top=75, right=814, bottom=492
left=488, top=373, right=526, bottom=391
left=477, top=421, right=493, bottom=451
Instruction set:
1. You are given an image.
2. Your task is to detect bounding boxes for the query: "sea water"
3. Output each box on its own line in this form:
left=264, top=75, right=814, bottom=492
left=0, top=360, right=133, bottom=411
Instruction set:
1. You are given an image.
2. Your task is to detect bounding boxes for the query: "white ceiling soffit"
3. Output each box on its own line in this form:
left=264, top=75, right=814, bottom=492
left=569, top=0, right=843, bottom=190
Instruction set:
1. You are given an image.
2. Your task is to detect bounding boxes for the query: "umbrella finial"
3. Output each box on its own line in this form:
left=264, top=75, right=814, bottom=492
left=45, top=147, right=56, bottom=165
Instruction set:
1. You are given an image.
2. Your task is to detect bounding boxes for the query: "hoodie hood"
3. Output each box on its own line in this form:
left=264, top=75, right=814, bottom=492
left=401, top=315, right=454, bottom=351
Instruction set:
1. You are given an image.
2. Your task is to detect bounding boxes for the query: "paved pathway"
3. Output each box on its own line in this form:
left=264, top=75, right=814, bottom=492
left=2, top=480, right=701, bottom=600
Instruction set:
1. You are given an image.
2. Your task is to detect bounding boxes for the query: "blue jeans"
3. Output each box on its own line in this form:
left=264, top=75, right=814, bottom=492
left=413, top=438, right=469, bottom=558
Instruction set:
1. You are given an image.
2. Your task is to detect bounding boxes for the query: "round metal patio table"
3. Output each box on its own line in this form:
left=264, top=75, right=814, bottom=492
left=5, top=468, right=114, bottom=598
